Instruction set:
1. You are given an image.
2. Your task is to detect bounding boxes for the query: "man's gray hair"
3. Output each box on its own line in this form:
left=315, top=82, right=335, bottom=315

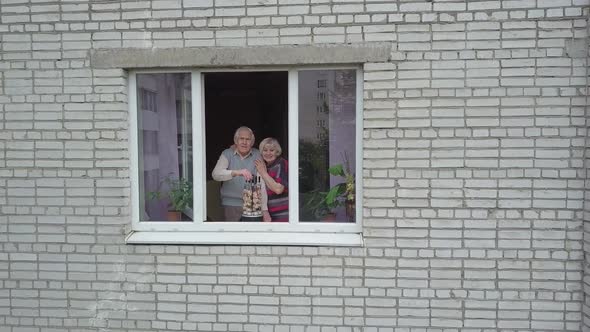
left=233, top=126, right=255, bottom=142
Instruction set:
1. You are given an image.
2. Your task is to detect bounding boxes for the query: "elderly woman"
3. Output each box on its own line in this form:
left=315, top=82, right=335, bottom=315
left=255, top=137, right=288, bottom=222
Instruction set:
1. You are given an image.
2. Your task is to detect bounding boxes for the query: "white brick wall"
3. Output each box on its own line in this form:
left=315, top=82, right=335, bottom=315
left=1, top=0, right=589, bottom=331
left=583, top=6, right=590, bottom=331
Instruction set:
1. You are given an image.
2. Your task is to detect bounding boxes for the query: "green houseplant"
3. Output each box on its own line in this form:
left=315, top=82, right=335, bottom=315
left=325, top=163, right=355, bottom=222
left=302, top=162, right=355, bottom=222
left=148, top=175, right=193, bottom=221
left=302, top=189, right=335, bottom=221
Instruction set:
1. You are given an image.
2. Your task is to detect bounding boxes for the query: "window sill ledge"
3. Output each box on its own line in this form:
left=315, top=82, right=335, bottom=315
left=126, top=231, right=363, bottom=247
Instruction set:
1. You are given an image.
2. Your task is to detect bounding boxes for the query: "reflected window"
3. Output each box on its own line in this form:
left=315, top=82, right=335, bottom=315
left=299, top=70, right=356, bottom=223
left=137, top=73, right=193, bottom=222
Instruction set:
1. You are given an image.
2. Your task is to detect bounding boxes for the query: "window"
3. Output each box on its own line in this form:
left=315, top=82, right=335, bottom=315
left=139, top=87, right=157, bottom=112
left=128, top=68, right=362, bottom=246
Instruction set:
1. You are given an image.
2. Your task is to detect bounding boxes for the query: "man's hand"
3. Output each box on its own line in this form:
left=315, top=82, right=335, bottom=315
left=263, top=211, right=271, bottom=222
left=235, top=169, right=253, bottom=181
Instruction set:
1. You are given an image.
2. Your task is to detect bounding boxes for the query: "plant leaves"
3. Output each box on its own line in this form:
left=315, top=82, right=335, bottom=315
left=325, top=183, right=345, bottom=207
left=328, top=164, right=345, bottom=177
left=150, top=175, right=193, bottom=211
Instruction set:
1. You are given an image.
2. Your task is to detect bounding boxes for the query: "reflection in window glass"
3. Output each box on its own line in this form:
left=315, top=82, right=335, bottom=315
left=298, top=70, right=356, bottom=222
left=137, top=73, right=193, bottom=222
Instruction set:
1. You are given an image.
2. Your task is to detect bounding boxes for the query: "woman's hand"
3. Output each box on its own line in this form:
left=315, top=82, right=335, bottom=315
left=255, top=159, right=267, bottom=175
left=255, top=159, right=285, bottom=195
left=263, top=210, right=272, bottom=222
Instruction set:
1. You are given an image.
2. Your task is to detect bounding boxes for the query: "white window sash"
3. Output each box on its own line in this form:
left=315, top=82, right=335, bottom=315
left=129, top=67, right=363, bottom=237
left=287, top=69, right=299, bottom=224
left=192, top=70, right=206, bottom=224
left=355, top=67, right=363, bottom=225
left=132, top=220, right=360, bottom=232
left=129, top=72, right=140, bottom=227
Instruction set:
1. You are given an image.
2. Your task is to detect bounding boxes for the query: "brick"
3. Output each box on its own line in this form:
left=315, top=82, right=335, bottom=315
left=0, top=2, right=588, bottom=331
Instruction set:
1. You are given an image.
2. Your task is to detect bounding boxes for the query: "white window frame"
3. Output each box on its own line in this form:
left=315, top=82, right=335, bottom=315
left=126, top=66, right=364, bottom=246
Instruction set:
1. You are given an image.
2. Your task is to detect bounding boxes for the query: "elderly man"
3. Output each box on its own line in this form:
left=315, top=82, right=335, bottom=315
left=212, top=126, right=271, bottom=221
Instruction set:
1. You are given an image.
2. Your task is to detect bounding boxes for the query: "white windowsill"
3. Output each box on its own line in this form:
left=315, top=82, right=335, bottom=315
left=126, top=231, right=363, bottom=247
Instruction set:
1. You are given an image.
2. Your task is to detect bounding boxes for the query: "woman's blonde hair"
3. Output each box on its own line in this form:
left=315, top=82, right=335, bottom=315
left=259, top=137, right=282, bottom=156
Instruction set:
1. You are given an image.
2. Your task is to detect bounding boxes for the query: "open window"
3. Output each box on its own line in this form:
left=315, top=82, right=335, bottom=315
left=128, top=68, right=363, bottom=246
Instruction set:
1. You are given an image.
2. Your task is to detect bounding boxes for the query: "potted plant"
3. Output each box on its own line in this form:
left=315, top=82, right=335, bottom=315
left=301, top=161, right=355, bottom=222
left=148, top=175, right=193, bottom=221
left=325, top=163, right=355, bottom=222
left=302, top=189, right=336, bottom=221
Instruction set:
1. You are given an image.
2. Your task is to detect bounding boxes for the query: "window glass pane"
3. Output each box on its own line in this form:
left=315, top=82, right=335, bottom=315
left=298, top=70, right=356, bottom=223
left=137, top=73, right=193, bottom=222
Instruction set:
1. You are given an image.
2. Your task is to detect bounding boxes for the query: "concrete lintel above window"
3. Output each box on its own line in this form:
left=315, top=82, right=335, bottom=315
left=91, top=43, right=392, bottom=69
